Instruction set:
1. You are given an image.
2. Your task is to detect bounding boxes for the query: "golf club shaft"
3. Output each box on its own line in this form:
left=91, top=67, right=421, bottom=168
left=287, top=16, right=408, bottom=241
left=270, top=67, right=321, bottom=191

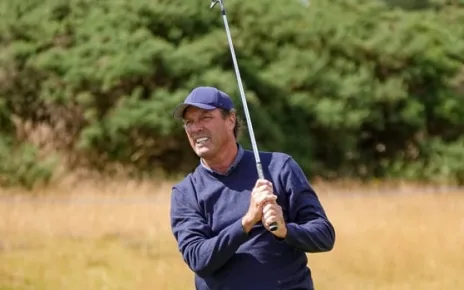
left=212, top=0, right=278, bottom=232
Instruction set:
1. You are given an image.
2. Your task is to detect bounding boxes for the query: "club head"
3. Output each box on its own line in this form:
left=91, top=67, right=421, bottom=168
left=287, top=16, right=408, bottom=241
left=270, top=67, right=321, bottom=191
left=210, top=0, right=219, bottom=9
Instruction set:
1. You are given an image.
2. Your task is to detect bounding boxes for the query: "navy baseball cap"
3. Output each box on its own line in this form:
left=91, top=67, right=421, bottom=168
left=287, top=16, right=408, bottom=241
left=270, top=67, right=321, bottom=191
left=172, top=86, right=234, bottom=119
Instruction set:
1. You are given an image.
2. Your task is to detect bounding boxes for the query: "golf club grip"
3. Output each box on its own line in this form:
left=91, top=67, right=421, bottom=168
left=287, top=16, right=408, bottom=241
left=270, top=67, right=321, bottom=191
left=269, top=222, right=278, bottom=232
left=257, top=162, right=278, bottom=232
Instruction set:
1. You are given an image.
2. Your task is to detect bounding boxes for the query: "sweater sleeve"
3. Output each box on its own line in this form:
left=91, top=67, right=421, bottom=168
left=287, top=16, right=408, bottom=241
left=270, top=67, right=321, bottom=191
left=170, top=185, right=249, bottom=277
left=280, top=157, right=336, bottom=253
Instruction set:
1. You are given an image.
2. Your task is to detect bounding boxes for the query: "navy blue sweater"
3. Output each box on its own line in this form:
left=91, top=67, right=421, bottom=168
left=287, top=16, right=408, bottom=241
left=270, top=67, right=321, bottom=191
left=170, top=149, right=335, bottom=290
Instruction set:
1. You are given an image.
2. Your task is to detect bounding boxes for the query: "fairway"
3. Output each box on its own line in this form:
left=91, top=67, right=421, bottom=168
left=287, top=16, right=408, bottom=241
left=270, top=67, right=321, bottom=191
left=0, top=181, right=463, bottom=290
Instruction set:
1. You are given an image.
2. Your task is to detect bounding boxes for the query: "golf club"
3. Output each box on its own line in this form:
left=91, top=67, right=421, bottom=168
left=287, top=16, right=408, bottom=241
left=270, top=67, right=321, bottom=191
left=210, top=0, right=278, bottom=232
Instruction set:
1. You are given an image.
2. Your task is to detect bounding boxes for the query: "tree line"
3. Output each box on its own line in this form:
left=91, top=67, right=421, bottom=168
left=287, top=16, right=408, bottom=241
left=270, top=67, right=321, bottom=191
left=1, top=0, right=464, bottom=188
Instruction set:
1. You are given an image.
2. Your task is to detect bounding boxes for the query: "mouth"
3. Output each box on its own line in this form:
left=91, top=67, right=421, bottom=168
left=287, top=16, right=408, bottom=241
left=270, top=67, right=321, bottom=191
left=195, top=137, right=210, bottom=146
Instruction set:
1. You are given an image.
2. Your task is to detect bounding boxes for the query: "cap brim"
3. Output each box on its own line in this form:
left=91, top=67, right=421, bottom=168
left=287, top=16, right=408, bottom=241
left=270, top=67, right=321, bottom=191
left=172, top=102, right=217, bottom=119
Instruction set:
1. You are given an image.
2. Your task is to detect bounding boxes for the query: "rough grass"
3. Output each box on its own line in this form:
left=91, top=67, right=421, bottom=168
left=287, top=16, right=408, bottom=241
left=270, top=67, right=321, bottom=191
left=0, top=180, right=463, bottom=290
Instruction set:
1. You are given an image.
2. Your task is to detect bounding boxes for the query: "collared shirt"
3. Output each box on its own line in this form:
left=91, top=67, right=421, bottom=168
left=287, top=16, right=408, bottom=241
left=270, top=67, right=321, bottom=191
left=200, top=144, right=244, bottom=176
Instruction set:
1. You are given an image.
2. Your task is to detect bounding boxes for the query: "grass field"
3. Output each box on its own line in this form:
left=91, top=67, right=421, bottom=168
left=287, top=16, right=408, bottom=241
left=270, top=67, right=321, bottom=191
left=0, top=180, right=463, bottom=290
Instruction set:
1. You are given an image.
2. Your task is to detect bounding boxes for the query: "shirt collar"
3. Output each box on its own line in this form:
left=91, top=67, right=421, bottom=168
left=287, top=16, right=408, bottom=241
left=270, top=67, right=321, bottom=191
left=200, top=144, right=244, bottom=176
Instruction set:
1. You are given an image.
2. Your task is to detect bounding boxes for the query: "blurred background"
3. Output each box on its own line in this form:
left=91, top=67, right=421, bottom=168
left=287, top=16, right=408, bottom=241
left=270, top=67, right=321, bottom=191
left=0, top=0, right=463, bottom=289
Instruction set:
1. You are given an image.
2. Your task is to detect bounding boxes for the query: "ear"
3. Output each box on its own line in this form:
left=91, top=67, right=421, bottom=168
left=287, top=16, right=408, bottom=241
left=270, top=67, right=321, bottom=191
left=227, top=112, right=236, bottom=130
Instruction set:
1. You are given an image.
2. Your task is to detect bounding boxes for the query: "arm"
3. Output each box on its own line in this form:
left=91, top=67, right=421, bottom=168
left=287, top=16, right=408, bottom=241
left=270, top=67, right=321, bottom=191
left=281, top=157, right=336, bottom=252
left=170, top=185, right=249, bottom=276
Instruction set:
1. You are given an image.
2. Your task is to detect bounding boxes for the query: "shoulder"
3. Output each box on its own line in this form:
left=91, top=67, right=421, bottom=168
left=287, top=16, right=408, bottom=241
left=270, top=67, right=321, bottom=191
left=242, top=148, right=292, bottom=162
left=258, top=150, right=294, bottom=165
left=171, top=165, right=204, bottom=194
left=171, top=167, right=206, bottom=207
left=241, top=149, right=297, bottom=173
left=172, top=173, right=192, bottom=191
left=258, top=150, right=306, bottom=177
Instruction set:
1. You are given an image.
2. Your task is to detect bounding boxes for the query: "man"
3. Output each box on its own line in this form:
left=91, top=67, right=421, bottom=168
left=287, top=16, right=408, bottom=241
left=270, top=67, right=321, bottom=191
left=170, top=86, right=336, bottom=290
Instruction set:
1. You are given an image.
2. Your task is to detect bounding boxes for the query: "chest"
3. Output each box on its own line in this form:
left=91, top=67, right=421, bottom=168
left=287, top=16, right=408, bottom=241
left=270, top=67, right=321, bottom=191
left=197, top=184, right=251, bottom=234
left=196, top=179, right=290, bottom=235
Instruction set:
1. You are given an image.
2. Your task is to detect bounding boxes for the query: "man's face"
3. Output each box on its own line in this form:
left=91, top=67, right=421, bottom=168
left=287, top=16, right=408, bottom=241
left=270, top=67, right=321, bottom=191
left=183, top=107, right=236, bottom=159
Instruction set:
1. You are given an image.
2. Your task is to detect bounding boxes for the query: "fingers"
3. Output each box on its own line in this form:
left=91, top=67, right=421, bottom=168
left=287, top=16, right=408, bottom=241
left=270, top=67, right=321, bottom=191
left=251, top=180, right=285, bottom=233
left=254, top=179, right=273, bottom=194
left=262, top=202, right=277, bottom=215
left=245, top=179, right=277, bottom=225
left=255, top=178, right=272, bottom=186
left=262, top=203, right=283, bottom=228
left=252, top=179, right=275, bottom=205
left=255, top=194, right=277, bottom=206
left=263, top=217, right=278, bottom=229
left=262, top=203, right=281, bottom=220
left=255, top=184, right=272, bottom=194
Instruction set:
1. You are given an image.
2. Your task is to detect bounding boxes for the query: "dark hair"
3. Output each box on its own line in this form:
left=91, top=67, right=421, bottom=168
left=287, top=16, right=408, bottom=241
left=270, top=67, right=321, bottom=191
left=219, top=108, right=244, bottom=139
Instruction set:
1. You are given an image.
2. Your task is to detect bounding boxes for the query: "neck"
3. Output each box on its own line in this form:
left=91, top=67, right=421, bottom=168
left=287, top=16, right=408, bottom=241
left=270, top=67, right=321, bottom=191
left=202, top=141, right=238, bottom=174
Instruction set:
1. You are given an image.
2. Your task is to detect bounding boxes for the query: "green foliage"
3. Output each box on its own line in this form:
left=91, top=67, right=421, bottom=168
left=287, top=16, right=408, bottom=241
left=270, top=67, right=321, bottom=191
left=0, top=0, right=463, bottom=187
left=0, top=135, right=58, bottom=189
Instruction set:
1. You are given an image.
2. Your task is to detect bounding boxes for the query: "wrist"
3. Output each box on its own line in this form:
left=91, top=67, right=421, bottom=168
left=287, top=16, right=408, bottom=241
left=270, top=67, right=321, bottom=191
left=278, top=224, right=288, bottom=239
left=241, top=215, right=254, bottom=234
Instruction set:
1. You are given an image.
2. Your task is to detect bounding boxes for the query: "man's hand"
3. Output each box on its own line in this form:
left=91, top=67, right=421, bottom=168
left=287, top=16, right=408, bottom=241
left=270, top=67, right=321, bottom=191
left=242, top=179, right=277, bottom=233
left=262, top=202, right=287, bottom=239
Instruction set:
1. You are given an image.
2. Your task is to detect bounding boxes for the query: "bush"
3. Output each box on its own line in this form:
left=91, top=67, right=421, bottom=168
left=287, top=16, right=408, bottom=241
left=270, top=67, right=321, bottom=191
left=0, top=135, right=58, bottom=189
left=0, top=0, right=463, bottom=187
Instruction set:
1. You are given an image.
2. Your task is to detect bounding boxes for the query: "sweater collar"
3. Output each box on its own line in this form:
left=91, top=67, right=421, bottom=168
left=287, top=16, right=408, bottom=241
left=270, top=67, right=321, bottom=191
left=200, top=144, right=244, bottom=176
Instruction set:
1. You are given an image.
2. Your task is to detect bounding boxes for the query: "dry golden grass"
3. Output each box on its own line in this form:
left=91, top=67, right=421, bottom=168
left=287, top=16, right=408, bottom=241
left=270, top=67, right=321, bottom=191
left=0, top=179, right=463, bottom=290
left=310, top=190, right=464, bottom=290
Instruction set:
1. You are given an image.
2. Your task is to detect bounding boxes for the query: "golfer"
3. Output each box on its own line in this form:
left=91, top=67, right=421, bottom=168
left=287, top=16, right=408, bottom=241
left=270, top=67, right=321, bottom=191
left=170, top=86, right=336, bottom=290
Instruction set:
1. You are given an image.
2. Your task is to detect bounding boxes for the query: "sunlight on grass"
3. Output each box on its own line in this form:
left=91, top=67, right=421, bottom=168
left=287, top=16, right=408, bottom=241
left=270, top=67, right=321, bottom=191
left=310, top=191, right=464, bottom=290
left=0, top=180, right=463, bottom=290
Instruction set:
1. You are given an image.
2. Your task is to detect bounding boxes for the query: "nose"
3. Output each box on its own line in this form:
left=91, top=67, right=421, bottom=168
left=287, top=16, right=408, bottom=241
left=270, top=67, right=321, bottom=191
left=186, top=120, right=204, bottom=133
